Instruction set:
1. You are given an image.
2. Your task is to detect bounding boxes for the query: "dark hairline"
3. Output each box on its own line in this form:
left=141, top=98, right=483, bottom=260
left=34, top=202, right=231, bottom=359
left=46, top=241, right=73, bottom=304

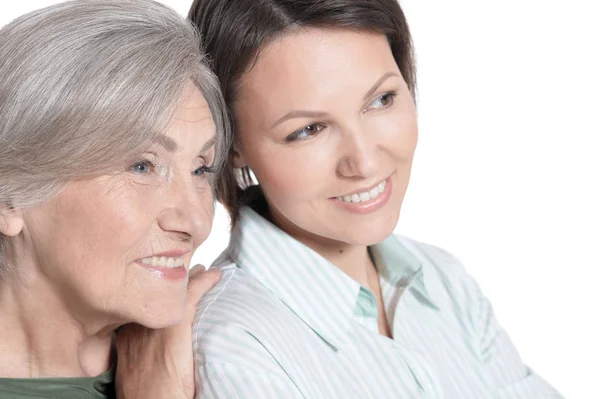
left=188, top=0, right=417, bottom=226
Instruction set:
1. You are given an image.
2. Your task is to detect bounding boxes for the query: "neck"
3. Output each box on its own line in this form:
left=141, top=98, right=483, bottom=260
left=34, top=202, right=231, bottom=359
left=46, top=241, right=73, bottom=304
left=266, top=202, right=392, bottom=338
left=0, top=265, right=115, bottom=378
left=268, top=206, right=377, bottom=288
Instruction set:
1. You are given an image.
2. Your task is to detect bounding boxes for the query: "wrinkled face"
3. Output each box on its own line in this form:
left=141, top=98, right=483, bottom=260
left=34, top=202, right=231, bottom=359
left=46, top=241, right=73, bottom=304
left=18, top=83, right=217, bottom=328
left=234, top=28, right=418, bottom=246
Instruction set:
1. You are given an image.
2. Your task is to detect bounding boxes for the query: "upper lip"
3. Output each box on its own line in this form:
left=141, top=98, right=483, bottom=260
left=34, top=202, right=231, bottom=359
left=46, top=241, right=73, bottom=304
left=137, top=249, right=190, bottom=259
left=335, top=176, right=389, bottom=198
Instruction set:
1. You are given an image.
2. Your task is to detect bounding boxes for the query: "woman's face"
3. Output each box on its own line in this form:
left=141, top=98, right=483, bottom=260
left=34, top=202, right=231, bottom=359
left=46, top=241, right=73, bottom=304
left=17, top=83, right=216, bottom=329
left=234, top=28, right=418, bottom=246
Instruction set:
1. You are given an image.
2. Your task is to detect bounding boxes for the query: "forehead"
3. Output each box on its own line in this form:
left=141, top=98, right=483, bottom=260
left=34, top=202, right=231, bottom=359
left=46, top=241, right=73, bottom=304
left=174, top=83, right=213, bottom=123
left=166, top=83, right=216, bottom=143
left=234, top=28, right=398, bottom=121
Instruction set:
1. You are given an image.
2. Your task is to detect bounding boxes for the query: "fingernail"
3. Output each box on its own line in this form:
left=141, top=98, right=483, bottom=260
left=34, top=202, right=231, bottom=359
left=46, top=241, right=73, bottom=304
left=189, top=264, right=206, bottom=277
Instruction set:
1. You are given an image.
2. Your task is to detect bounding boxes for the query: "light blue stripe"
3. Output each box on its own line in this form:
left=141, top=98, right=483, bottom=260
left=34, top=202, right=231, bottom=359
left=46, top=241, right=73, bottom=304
left=194, top=205, right=563, bottom=398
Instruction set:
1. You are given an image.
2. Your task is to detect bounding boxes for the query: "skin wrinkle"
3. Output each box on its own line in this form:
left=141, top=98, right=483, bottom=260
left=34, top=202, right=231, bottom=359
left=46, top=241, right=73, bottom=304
left=0, top=82, right=217, bottom=378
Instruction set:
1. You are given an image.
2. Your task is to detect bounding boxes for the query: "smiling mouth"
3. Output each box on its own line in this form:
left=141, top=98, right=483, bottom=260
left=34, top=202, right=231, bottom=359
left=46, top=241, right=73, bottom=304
left=335, top=180, right=387, bottom=204
left=138, top=256, right=185, bottom=268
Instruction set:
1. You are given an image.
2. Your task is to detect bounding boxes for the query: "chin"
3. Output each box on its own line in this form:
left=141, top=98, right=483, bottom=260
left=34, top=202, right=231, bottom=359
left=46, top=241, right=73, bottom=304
left=341, top=211, right=400, bottom=246
left=138, top=309, right=185, bottom=329
left=132, top=296, right=187, bottom=329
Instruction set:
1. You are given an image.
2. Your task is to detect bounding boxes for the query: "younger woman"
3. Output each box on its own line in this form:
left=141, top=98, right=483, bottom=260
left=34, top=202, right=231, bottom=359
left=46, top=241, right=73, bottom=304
left=189, top=1, right=562, bottom=397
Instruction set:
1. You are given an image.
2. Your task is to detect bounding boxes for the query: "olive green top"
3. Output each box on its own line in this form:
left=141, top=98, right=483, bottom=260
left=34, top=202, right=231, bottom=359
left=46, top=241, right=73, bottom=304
left=0, top=369, right=115, bottom=399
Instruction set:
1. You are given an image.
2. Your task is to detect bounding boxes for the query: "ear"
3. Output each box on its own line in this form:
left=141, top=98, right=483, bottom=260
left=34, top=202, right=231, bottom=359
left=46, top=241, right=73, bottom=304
left=232, top=145, right=247, bottom=169
left=0, top=204, right=24, bottom=237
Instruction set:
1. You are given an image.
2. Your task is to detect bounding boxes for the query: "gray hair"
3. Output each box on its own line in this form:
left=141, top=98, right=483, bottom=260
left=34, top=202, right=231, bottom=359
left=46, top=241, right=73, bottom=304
left=0, top=0, right=231, bottom=274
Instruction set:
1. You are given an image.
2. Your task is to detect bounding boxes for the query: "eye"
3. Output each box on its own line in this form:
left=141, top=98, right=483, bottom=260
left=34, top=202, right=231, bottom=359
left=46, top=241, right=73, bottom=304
left=365, top=92, right=397, bottom=111
left=285, top=123, right=326, bottom=142
left=193, top=165, right=217, bottom=177
left=131, top=160, right=154, bottom=174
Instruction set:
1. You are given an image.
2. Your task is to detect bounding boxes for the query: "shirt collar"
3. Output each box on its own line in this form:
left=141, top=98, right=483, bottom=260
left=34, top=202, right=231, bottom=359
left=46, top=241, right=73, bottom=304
left=228, top=206, right=439, bottom=349
left=370, top=235, right=440, bottom=311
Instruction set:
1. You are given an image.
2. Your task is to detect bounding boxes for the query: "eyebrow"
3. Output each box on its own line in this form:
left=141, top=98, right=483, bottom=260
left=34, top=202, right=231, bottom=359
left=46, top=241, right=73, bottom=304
left=269, top=72, right=401, bottom=129
left=154, top=134, right=217, bottom=154
left=270, top=110, right=329, bottom=129
left=155, top=134, right=178, bottom=152
left=200, top=135, right=217, bottom=154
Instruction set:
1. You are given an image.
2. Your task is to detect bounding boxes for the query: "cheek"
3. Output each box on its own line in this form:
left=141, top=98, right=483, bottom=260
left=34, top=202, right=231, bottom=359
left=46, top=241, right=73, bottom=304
left=194, top=193, right=214, bottom=245
left=62, top=181, right=155, bottom=260
left=98, top=190, right=152, bottom=242
left=376, top=110, right=418, bottom=158
left=250, top=144, right=333, bottom=202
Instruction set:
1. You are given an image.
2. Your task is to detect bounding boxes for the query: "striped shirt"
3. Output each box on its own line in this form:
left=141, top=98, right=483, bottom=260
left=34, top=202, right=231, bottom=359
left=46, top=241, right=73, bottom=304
left=193, top=206, right=562, bottom=398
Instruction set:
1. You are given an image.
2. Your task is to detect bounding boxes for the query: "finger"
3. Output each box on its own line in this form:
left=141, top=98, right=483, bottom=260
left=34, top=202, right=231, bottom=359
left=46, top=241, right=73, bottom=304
left=185, top=268, right=221, bottom=317
left=188, top=268, right=220, bottom=296
left=189, top=264, right=206, bottom=278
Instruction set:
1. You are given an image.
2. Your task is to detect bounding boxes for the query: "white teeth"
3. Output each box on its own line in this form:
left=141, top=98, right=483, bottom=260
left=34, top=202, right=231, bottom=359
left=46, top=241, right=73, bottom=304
left=139, top=256, right=184, bottom=268
left=338, top=180, right=387, bottom=204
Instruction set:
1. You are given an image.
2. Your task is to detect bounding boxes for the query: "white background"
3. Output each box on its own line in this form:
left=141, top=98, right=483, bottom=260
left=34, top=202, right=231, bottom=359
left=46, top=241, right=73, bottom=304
left=2, top=1, right=598, bottom=397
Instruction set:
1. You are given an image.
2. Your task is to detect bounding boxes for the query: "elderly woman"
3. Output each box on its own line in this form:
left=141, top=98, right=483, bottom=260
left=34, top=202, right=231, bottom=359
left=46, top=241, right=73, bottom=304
left=0, top=1, right=228, bottom=398
left=189, top=0, right=563, bottom=398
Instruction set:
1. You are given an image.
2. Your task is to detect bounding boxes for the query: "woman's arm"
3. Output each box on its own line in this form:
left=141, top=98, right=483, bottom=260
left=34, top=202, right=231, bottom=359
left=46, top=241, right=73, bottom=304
left=415, top=240, right=563, bottom=397
left=199, top=362, right=305, bottom=399
left=473, top=283, right=563, bottom=398
left=194, top=302, right=306, bottom=399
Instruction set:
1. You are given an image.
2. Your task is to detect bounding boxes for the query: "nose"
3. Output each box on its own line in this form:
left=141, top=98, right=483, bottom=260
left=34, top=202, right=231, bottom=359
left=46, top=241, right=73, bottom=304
left=157, top=174, right=213, bottom=245
left=336, top=125, right=379, bottom=178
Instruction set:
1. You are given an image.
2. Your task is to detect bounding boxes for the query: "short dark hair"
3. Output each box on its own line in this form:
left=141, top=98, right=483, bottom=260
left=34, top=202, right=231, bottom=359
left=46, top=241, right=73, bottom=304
left=189, top=0, right=416, bottom=226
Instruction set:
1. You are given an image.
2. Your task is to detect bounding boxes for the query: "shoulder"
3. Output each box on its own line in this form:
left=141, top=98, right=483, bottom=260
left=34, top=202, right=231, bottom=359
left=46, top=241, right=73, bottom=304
left=193, top=256, right=301, bottom=373
left=394, top=235, right=471, bottom=283
left=195, top=256, right=286, bottom=329
left=394, top=235, right=486, bottom=324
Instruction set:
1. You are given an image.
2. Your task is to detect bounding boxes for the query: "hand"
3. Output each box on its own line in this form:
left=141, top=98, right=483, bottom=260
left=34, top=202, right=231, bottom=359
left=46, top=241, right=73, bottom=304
left=114, top=266, right=221, bottom=399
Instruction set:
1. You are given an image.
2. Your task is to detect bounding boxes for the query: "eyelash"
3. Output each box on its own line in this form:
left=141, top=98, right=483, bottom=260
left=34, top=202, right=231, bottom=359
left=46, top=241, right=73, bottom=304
left=131, top=160, right=155, bottom=174
left=284, top=91, right=397, bottom=143
left=285, top=123, right=326, bottom=143
left=130, top=160, right=216, bottom=177
left=366, top=91, right=397, bottom=111
left=193, top=165, right=217, bottom=177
